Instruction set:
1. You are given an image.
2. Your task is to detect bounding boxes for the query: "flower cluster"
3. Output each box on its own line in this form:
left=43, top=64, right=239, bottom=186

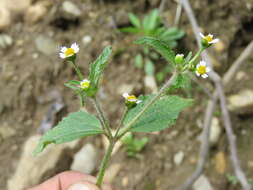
left=200, top=32, right=219, bottom=47
left=80, top=79, right=90, bottom=90
left=195, top=61, right=211, bottom=78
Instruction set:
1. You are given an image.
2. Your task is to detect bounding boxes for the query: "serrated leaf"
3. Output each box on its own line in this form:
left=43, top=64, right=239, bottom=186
left=34, top=111, right=103, bottom=155
left=123, top=95, right=192, bottom=132
left=135, top=37, right=176, bottom=65
left=128, top=13, right=141, bottom=28
left=88, top=46, right=112, bottom=93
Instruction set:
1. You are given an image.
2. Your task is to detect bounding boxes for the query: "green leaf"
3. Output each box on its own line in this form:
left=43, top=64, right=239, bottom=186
left=135, top=37, right=176, bottom=65
left=123, top=95, right=193, bottom=132
left=64, top=80, right=80, bottom=90
left=144, top=59, right=155, bottom=76
left=88, top=46, right=112, bottom=94
left=160, top=27, right=185, bottom=41
left=119, top=27, right=140, bottom=34
left=143, top=9, right=160, bottom=32
left=134, top=54, right=143, bottom=68
left=121, top=133, right=148, bottom=157
left=169, top=74, right=191, bottom=90
left=33, top=111, right=103, bottom=155
left=128, top=13, right=141, bottom=28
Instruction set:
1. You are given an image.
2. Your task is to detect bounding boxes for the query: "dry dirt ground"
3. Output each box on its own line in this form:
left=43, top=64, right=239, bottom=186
left=0, top=0, right=253, bottom=189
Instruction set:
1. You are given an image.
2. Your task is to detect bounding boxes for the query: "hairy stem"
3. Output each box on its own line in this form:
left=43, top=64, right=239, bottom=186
left=69, top=61, right=84, bottom=80
left=117, top=71, right=178, bottom=139
left=96, top=141, right=115, bottom=187
left=91, top=97, right=113, bottom=139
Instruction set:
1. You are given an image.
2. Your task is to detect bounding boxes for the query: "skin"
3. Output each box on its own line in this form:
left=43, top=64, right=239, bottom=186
left=28, top=171, right=114, bottom=190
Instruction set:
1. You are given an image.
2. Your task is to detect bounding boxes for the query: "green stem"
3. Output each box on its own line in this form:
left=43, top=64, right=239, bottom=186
left=117, top=71, right=178, bottom=139
left=189, top=47, right=205, bottom=66
left=114, top=108, right=128, bottom=138
left=69, top=61, right=84, bottom=80
left=96, top=141, right=115, bottom=187
left=91, top=97, right=113, bottom=139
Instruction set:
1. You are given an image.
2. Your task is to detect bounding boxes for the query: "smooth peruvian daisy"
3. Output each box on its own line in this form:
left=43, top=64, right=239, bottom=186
left=199, top=33, right=219, bottom=45
left=195, top=61, right=211, bottom=78
left=122, top=93, right=142, bottom=104
left=80, top=79, right=90, bottom=90
left=59, top=43, right=79, bottom=59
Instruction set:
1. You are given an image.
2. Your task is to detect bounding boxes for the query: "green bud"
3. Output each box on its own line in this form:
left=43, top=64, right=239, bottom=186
left=175, top=54, right=184, bottom=64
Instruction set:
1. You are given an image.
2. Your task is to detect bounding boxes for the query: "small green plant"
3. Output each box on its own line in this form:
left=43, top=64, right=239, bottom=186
left=121, top=133, right=148, bottom=157
left=227, top=174, right=253, bottom=189
left=121, top=9, right=185, bottom=83
left=33, top=31, right=219, bottom=187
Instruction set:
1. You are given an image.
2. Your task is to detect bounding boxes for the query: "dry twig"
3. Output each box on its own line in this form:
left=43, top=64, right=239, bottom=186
left=176, top=0, right=252, bottom=189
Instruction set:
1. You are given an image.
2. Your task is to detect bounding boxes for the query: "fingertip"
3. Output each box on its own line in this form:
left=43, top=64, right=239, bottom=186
left=67, top=181, right=100, bottom=190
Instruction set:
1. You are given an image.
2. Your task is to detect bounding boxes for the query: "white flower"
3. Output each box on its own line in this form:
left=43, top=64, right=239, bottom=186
left=199, top=33, right=219, bottom=44
left=59, top=43, right=79, bottom=59
left=195, top=61, right=211, bottom=78
left=122, top=93, right=142, bottom=104
left=80, top=79, right=90, bottom=89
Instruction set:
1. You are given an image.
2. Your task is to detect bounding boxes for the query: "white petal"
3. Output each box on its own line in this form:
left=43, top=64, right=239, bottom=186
left=195, top=71, right=200, bottom=76
left=60, top=46, right=67, bottom=53
left=82, top=79, right=89, bottom=83
left=199, top=32, right=205, bottom=38
left=208, top=34, right=213, bottom=38
left=59, top=53, right=66, bottom=59
left=199, top=61, right=206, bottom=66
left=209, top=38, right=219, bottom=44
left=128, top=99, right=137, bottom=102
left=71, top=43, right=79, bottom=53
left=202, top=74, right=208, bottom=78
left=206, top=67, right=211, bottom=72
left=122, top=93, right=129, bottom=99
left=136, top=100, right=142, bottom=104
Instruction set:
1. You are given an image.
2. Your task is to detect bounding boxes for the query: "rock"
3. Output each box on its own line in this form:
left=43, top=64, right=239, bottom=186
left=193, top=175, right=213, bottom=190
left=214, top=40, right=225, bottom=52
left=228, top=89, right=253, bottom=114
left=214, top=152, right=226, bottom=174
left=144, top=75, right=158, bottom=93
left=0, top=34, right=13, bottom=49
left=25, top=2, right=48, bottom=24
left=209, top=117, right=221, bottom=146
left=0, top=124, right=15, bottom=140
left=122, top=176, right=129, bottom=187
left=62, top=1, right=81, bottom=17
left=70, top=144, right=97, bottom=174
left=35, top=35, right=57, bottom=55
left=6, top=0, right=32, bottom=14
left=173, top=151, right=184, bottom=166
left=7, top=135, right=79, bottom=190
left=82, top=35, right=92, bottom=45
left=104, top=163, right=122, bottom=183
left=0, top=6, right=11, bottom=31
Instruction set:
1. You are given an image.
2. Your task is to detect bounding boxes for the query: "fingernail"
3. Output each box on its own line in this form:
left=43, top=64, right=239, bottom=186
left=68, top=183, right=91, bottom=190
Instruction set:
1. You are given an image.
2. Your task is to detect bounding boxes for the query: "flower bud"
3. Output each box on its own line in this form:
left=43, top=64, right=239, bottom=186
left=175, top=54, right=184, bottom=64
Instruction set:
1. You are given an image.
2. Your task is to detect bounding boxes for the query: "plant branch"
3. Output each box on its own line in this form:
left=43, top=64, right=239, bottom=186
left=69, top=61, right=84, bottom=80
left=96, top=140, right=115, bottom=187
left=118, top=71, right=178, bottom=139
left=177, top=0, right=252, bottom=189
left=91, top=97, right=113, bottom=139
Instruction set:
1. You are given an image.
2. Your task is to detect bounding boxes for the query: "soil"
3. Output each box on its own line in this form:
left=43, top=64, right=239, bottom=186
left=0, top=0, right=253, bottom=190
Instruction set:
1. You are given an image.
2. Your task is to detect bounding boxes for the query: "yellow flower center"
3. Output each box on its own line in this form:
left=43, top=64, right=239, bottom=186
left=81, top=81, right=90, bottom=89
left=197, top=66, right=207, bottom=75
left=127, top=95, right=137, bottom=102
left=65, top=48, right=75, bottom=57
left=204, top=35, right=213, bottom=43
